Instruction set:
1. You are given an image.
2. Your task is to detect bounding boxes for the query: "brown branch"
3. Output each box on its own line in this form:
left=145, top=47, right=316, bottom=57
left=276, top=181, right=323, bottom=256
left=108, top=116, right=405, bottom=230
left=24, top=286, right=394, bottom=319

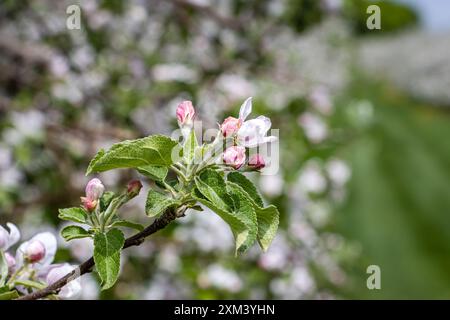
left=17, top=209, right=179, bottom=300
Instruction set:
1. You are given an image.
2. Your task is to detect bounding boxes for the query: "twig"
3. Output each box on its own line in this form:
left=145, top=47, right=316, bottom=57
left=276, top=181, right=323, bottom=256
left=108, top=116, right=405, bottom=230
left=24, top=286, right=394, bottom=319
left=17, top=209, right=179, bottom=300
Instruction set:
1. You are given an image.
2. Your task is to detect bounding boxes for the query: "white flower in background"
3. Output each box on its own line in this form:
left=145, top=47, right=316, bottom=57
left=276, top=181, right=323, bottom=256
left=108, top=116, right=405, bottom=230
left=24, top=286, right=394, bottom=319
left=152, top=63, right=198, bottom=83
left=216, top=74, right=255, bottom=99
left=198, top=264, right=242, bottom=293
left=309, top=86, right=333, bottom=115
left=259, top=173, right=284, bottom=197
left=45, top=264, right=81, bottom=299
left=326, top=159, right=351, bottom=187
left=258, top=234, right=290, bottom=271
left=0, top=223, right=20, bottom=251
left=298, top=112, right=328, bottom=144
left=298, top=161, right=327, bottom=194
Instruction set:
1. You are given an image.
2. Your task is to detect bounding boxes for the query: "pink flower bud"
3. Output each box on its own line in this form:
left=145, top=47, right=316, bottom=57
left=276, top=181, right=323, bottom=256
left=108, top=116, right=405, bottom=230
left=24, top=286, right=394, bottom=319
left=127, top=180, right=143, bottom=198
left=176, top=100, right=196, bottom=128
left=220, top=117, right=241, bottom=137
left=4, top=252, right=15, bottom=270
left=25, top=239, right=46, bottom=263
left=85, top=178, right=105, bottom=201
left=81, top=178, right=104, bottom=212
left=81, top=197, right=97, bottom=212
left=248, top=154, right=265, bottom=170
left=223, top=146, right=246, bottom=169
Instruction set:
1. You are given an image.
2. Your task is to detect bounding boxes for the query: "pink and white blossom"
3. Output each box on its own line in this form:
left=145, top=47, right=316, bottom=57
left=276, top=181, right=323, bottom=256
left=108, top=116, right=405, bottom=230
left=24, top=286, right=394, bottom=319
left=81, top=178, right=104, bottom=212
left=236, top=97, right=277, bottom=148
left=223, top=146, right=246, bottom=169
left=45, top=264, right=81, bottom=299
left=16, top=232, right=57, bottom=268
left=0, top=223, right=20, bottom=251
left=176, top=100, right=196, bottom=128
left=220, top=116, right=240, bottom=137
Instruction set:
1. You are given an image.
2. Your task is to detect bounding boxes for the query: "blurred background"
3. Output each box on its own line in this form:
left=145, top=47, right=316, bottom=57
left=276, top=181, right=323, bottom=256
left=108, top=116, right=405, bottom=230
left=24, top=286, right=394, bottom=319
left=1, top=0, right=450, bottom=299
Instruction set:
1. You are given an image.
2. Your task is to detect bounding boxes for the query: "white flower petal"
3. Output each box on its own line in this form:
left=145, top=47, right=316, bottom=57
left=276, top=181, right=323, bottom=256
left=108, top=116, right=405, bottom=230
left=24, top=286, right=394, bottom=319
left=0, top=225, right=8, bottom=250
left=46, top=264, right=81, bottom=299
left=239, top=97, right=252, bottom=121
left=255, top=116, right=272, bottom=135
left=6, top=223, right=20, bottom=249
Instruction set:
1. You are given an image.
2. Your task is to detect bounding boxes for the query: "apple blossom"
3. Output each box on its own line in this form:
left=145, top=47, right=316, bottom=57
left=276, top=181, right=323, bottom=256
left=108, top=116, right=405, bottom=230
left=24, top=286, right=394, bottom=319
left=81, top=178, right=105, bottom=212
left=223, top=146, right=246, bottom=169
left=176, top=100, right=196, bottom=128
left=45, top=264, right=81, bottom=299
left=248, top=154, right=265, bottom=170
left=16, top=232, right=57, bottom=267
left=0, top=222, right=20, bottom=251
left=220, top=116, right=240, bottom=137
left=226, top=97, right=277, bottom=148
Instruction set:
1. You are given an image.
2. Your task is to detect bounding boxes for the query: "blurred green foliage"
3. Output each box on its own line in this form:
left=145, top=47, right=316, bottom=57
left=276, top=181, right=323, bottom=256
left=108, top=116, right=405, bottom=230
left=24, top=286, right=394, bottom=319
left=333, top=77, right=450, bottom=298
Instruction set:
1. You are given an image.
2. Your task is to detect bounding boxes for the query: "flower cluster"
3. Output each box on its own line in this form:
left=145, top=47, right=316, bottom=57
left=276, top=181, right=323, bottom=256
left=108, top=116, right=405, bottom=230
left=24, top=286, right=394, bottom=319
left=176, top=97, right=276, bottom=171
left=0, top=224, right=80, bottom=299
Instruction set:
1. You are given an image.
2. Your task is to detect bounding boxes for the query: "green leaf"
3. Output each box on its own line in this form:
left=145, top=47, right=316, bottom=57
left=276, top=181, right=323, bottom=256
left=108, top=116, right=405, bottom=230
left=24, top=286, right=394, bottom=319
left=226, top=172, right=279, bottom=251
left=0, top=290, right=19, bottom=300
left=0, top=252, right=8, bottom=287
left=137, top=165, right=168, bottom=182
left=145, top=190, right=180, bottom=218
left=183, top=130, right=198, bottom=164
left=110, top=220, right=144, bottom=232
left=58, top=207, right=88, bottom=224
left=61, top=225, right=91, bottom=241
left=195, top=169, right=234, bottom=211
left=94, top=229, right=125, bottom=290
left=100, top=191, right=116, bottom=211
left=193, top=169, right=258, bottom=254
left=227, top=172, right=264, bottom=207
left=86, top=135, right=178, bottom=175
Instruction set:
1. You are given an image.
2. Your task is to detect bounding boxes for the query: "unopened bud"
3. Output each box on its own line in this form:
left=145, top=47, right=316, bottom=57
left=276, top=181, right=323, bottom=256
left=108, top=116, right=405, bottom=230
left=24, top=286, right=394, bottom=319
left=248, top=154, right=265, bottom=170
left=127, top=180, right=143, bottom=198
left=223, top=146, right=246, bottom=169
left=176, top=101, right=196, bottom=128
left=25, top=239, right=46, bottom=263
left=85, top=178, right=104, bottom=201
left=220, top=116, right=241, bottom=137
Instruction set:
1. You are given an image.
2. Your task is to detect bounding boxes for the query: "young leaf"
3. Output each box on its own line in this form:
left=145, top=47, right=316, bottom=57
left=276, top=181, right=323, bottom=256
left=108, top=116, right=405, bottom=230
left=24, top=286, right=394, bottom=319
left=137, top=165, right=168, bottom=182
left=0, top=290, right=19, bottom=300
left=58, top=207, right=88, bottom=224
left=145, top=190, right=180, bottom=218
left=227, top=172, right=264, bottom=207
left=183, top=130, right=198, bottom=164
left=94, top=229, right=125, bottom=290
left=193, top=169, right=258, bottom=254
left=194, top=169, right=234, bottom=212
left=0, top=252, right=8, bottom=287
left=110, top=220, right=144, bottom=232
left=86, top=135, right=178, bottom=175
left=100, top=191, right=116, bottom=212
left=61, top=225, right=91, bottom=241
left=226, top=172, right=279, bottom=251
